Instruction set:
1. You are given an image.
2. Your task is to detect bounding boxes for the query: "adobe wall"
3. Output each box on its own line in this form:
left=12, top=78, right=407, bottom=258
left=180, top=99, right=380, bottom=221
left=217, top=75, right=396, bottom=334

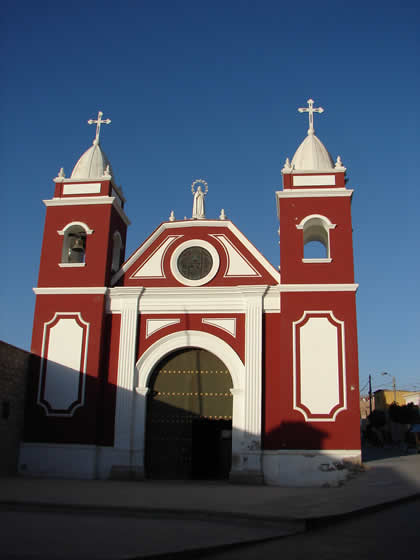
left=0, top=341, right=32, bottom=475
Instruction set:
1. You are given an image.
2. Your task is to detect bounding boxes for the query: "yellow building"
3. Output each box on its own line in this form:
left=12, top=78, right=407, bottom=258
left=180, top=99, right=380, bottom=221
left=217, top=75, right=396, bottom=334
left=374, top=390, right=420, bottom=413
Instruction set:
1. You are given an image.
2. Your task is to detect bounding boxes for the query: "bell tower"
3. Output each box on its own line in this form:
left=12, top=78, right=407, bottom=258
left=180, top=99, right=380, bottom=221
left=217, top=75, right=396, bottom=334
left=25, top=113, right=130, bottom=455
left=37, top=111, right=129, bottom=288
left=264, top=99, right=361, bottom=482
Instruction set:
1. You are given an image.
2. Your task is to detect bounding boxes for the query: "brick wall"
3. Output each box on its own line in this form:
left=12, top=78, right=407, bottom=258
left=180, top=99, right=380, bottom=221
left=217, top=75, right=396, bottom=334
left=0, top=341, right=33, bottom=475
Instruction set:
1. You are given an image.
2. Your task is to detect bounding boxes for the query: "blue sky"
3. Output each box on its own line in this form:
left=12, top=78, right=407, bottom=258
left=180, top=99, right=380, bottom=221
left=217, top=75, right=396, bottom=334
left=1, top=0, right=419, bottom=393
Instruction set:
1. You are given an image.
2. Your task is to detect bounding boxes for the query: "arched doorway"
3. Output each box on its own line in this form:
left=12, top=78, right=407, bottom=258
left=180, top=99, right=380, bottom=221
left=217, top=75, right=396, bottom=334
left=145, top=348, right=233, bottom=479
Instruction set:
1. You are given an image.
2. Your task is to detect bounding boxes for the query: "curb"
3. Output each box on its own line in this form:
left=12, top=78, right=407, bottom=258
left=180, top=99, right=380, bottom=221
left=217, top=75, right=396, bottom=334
left=305, top=492, right=420, bottom=529
left=0, top=500, right=304, bottom=527
left=1, top=493, right=419, bottom=560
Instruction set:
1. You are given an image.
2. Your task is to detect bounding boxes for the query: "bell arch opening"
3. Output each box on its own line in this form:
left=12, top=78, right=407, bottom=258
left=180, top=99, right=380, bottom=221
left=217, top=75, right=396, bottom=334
left=145, top=348, right=233, bottom=480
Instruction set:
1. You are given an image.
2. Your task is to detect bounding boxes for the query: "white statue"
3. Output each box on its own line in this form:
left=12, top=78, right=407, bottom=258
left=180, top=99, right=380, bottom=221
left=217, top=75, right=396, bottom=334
left=191, top=179, right=208, bottom=219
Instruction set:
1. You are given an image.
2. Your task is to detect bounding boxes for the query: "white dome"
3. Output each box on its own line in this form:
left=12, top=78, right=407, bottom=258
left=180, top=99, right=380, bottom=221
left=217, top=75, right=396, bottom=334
left=71, top=141, right=114, bottom=179
left=291, top=133, right=334, bottom=171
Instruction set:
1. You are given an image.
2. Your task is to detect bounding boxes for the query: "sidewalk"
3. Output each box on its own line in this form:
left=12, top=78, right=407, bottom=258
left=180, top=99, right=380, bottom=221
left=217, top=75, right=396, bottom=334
left=1, top=454, right=419, bottom=559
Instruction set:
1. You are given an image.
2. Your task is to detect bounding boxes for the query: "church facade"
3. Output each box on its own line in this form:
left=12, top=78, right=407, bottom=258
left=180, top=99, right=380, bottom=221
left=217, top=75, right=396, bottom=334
left=21, top=102, right=361, bottom=486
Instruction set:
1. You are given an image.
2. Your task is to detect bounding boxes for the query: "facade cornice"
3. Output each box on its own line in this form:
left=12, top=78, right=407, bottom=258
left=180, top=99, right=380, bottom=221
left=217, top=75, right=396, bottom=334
left=279, top=283, right=358, bottom=292
left=43, top=196, right=131, bottom=226
left=276, top=188, right=353, bottom=199
left=108, top=285, right=281, bottom=313
left=33, top=287, right=108, bottom=295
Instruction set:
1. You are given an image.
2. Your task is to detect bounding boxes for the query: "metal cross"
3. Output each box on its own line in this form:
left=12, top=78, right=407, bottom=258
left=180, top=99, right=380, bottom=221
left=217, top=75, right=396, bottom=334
left=88, top=111, right=111, bottom=144
left=298, top=99, right=324, bottom=135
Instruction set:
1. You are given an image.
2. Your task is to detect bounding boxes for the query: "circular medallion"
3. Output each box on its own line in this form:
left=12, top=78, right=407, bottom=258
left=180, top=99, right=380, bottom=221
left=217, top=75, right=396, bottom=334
left=177, top=246, right=213, bottom=281
left=170, top=240, right=220, bottom=287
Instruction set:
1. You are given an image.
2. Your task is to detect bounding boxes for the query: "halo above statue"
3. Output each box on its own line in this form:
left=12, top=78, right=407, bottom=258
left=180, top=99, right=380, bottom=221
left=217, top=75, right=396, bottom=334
left=191, top=179, right=208, bottom=195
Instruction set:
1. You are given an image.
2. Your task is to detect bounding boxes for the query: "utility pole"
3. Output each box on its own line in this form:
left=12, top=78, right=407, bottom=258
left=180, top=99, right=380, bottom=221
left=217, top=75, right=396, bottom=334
left=368, top=374, right=372, bottom=416
left=392, top=376, right=397, bottom=403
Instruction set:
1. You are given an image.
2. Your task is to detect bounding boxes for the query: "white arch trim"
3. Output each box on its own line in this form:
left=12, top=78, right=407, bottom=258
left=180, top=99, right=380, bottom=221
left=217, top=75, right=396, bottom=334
left=131, top=330, right=246, bottom=468
left=57, top=221, right=94, bottom=235
left=296, top=214, right=336, bottom=230
left=136, top=330, right=244, bottom=391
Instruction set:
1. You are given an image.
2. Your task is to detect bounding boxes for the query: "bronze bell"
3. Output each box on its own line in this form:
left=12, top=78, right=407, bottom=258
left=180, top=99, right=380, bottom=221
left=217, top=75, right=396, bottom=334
left=70, top=236, right=85, bottom=252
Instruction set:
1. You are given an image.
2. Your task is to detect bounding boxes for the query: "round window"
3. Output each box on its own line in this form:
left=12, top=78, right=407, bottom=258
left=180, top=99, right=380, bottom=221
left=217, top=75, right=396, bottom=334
left=177, top=246, right=213, bottom=281
left=170, top=240, right=220, bottom=286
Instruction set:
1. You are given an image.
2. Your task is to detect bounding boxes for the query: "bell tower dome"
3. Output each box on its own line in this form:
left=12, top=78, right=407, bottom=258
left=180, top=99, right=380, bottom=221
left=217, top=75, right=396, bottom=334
left=277, top=99, right=353, bottom=285
left=37, top=111, right=129, bottom=288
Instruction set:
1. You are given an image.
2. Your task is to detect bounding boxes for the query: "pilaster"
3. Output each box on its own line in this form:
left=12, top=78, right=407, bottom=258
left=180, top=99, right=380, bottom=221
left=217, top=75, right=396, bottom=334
left=230, top=285, right=267, bottom=484
left=113, top=289, right=142, bottom=452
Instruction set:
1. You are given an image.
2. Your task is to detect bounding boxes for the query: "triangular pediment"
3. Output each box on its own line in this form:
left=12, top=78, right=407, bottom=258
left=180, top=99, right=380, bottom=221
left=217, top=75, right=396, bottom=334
left=112, top=220, right=279, bottom=287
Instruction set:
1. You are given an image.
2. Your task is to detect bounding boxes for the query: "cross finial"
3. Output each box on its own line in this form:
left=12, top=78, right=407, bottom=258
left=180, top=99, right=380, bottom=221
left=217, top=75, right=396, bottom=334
left=88, top=111, right=111, bottom=145
left=298, top=99, right=324, bottom=135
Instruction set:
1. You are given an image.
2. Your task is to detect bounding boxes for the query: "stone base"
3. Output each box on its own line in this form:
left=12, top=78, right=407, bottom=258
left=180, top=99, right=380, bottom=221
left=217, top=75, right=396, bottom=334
left=262, top=449, right=362, bottom=487
left=229, top=470, right=264, bottom=485
left=109, top=466, right=144, bottom=481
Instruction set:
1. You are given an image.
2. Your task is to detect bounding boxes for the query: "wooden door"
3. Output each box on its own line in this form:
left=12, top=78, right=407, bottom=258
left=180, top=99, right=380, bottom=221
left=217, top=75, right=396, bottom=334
left=145, top=348, right=233, bottom=479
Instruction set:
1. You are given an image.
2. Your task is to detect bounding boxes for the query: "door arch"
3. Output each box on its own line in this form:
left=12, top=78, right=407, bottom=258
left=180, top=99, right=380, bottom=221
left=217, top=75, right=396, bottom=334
left=133, top=330, right=245, bottom=479
left=145, top=348, right=233, bottom=479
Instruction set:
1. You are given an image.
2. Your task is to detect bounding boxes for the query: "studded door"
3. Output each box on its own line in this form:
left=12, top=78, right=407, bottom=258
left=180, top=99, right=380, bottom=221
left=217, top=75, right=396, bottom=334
left=145, top=348, right=233, bottom=479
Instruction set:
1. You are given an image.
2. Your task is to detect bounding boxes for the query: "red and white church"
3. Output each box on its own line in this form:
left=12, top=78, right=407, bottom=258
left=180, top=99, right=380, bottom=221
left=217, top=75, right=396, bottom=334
left=21, top=101, right=361, bottom=486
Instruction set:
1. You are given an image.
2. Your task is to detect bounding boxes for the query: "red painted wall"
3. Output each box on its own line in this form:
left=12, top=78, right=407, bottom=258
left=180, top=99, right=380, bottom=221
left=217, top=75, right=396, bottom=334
left=25, top=294, right=109, bottom=444
left=264, top=292, right=360, bottom=451
left=38, top=203, right=127, bottom=288
left=279, top=196, right=355, bottom=284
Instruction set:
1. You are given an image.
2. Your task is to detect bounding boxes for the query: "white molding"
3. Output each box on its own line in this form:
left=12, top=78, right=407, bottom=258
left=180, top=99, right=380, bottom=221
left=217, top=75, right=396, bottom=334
left=276, top=188, right=353, bottom=198
left=37, top=312, right=89, bottom=416
left=170, top=239, right=220, bottom=286
left=302, top=258, right=333, bottom=263
left=211, top=234, right=260, bottom=278
left=58, top=262, right=86, bottom=268
left=292, top=310, right=347, bottom=422
left=131, top=236, right=181, bottom=279
left=33, top=287, right=108, bottom=295
left=296, top=214, right=336, bottom=230
left=279, top=283, right=358, bottom=292
left=43, top=196, right=130, bottom=226
left=57, top=221, right=94, bottom=235
left=146, top=318, right=181, bottom=338
left=202, top=318, right=237, bottom=337
left=45, top=196, right=113, bottom=206
left=108, top=285, right=279, bottom=313
left=113, top=220, right=279, bottom=286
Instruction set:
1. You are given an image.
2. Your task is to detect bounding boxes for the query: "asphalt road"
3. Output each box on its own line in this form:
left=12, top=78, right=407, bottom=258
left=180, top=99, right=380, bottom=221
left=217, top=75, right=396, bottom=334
left=0, top=499, right=418, bottom=560
left=0, top=507, right=301, bottom=560
left=195, top=499, right=420, bottom=560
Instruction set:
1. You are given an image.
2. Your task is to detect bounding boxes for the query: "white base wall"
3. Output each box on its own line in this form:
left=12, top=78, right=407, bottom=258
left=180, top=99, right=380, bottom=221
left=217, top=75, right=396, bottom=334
left=19, top=443, right=141, bottom=480
left=19, top=443, right=97, bottom=479
left=19, top=443, right=361, bottom=486
left=262, top=449, right=361, bottom=487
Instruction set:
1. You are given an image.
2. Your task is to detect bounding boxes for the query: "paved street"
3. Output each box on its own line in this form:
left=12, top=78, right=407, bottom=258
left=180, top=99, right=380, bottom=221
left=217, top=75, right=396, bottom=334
left=1, top=499, right=418, bottom=560
left=0, top=508, right=301, bottom=560
left=193, top=499, right=420, bottom=560
left=0, top=453, right=418, bottom=559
